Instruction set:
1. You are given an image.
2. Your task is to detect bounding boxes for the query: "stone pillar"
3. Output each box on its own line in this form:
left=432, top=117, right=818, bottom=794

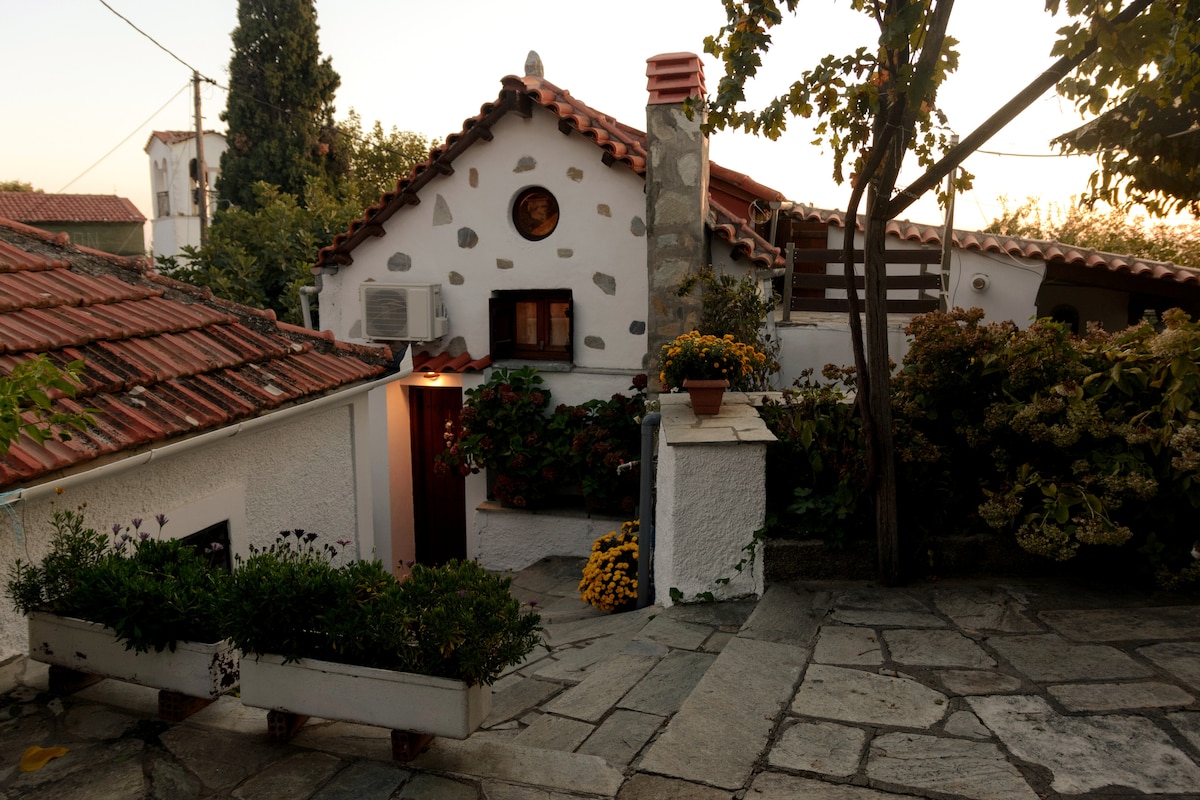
left=645, top=53, right=709, bottom=391
left=654, top=393, right=773, bottom=605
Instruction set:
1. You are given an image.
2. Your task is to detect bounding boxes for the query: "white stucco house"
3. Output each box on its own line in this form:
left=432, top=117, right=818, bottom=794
left=0, top=215, right=407, bottom=659
left=145, top=130, right=227, bottom=261
left=309, top=51, right=1200, bottom=575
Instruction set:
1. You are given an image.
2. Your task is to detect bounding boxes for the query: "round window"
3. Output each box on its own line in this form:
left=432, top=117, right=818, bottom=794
left=512, top=187, right=559, bottom=241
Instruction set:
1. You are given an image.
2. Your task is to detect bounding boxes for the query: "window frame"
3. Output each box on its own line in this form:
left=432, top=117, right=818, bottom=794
left=489, top=290, right=573, bottom=362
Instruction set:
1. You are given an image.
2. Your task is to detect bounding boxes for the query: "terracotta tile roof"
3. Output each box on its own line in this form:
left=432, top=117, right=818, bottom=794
left=0, top=217, right=393, bottom=491
left=315, top=70, right=1195, bottom=288
left=145, top=130, right=222, bottom=151
left=413, top=351, right=492, bottom=374
left=786, top=204, right=1200, bottom=286
left=0, top=193, right=145, bottom=224
left=316, top=74, right=785, bottom=270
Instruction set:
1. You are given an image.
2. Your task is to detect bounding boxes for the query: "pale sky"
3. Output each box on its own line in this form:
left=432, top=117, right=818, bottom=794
left=2, top=0, right=1108, bottom=235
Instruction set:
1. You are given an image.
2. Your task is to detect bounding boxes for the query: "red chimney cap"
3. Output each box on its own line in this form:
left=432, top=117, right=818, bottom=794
left=646, top=52, right=705, bottom=105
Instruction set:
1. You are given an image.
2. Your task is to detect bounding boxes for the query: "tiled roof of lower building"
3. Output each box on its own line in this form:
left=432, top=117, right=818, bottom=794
left=0, top=193, right=145, bottom=224
left=0, top=217, right=393, bottom=491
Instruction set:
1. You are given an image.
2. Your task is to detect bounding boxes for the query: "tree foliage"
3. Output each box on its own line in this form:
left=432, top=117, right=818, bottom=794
left=1, top=355, right=94, bottom=455
left=337, top=110, right=434, bottom=210
left=1050, top=0, right=1200, bottom=217
left=158, top=182, right=360, bottom=325
left=160, top=116, right=431, bottom=325
left=217, top=0, right=344, bottom=213
left=0, top=180, right=40, bottom=192
left=987, top=196, right=1200, bottom=268
left=701, top=0, right=1163, bottom=582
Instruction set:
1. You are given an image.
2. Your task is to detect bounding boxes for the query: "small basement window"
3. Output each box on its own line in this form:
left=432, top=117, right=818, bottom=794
left=490, top=290, right=572, bottom=361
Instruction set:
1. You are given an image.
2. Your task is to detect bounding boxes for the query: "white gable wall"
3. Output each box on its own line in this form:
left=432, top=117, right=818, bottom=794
left=320, top=109, right=650, bottom=374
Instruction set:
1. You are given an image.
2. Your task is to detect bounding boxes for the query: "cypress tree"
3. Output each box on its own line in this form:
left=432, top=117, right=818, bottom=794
left=217, top=0, right=342, bottom=213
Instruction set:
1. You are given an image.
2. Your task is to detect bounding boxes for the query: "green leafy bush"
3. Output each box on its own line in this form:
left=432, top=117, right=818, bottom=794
left=437, top=368, right=646, bottom=512
left=761, top=307, right=1200, bottom=586
left=223, top=532, right=542, bottom=686
left=6, top=508, right=230, bottom=652
left=759, top=367, right=870, bottom=544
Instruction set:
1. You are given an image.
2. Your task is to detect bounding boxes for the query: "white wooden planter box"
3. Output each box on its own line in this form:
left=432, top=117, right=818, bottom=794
left=27, top=611, right=239, bottom=699
left=239, top=653, right=491, bottom=739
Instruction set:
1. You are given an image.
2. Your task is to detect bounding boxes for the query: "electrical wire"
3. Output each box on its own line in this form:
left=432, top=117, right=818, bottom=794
left=98, top=0, right=211, bottom=80
left=56, top=84, right=191, bottom=194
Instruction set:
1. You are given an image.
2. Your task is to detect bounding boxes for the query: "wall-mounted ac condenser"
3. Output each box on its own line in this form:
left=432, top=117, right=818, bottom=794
left=360, top=284, right=447, bottom=341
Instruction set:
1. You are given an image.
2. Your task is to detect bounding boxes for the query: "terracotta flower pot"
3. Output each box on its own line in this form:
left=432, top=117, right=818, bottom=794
left=682, top=379, right=730, bottom=415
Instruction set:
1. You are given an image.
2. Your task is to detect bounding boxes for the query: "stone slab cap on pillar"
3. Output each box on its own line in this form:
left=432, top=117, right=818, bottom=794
left=646, top=53, right=706, bottom=105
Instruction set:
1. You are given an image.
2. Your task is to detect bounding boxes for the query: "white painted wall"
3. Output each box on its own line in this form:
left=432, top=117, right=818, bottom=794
left=653, top=396, right=768, bottom=605
left=146, top=132, right=226, bottom=260
left=0, top=400, right=376, bottom=659
left=319, top=109, right=650, bottom=373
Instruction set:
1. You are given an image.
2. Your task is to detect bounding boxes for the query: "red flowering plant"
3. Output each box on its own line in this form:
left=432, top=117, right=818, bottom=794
left=436, top=367, right=558, bottom=508
left=438, top=369, right=649, bottom=512
left=556, top=375, right=648, bottom=515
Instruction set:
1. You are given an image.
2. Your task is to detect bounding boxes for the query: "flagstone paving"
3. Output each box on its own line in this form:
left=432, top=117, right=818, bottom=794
left=1, top=560, right=1198, bottom=799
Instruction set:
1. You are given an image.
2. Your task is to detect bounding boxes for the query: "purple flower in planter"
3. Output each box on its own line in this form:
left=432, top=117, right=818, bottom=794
left=111, top=523, right=123, bottom=535
left=130, top=518, right=143, bottom=532
left=139, top=531, right=150, bottom=541
left=206, top=542, right=225, bottom=553
left=336, top=539, right=352, bottom=549
left=155, top=514, right=168, bottom=529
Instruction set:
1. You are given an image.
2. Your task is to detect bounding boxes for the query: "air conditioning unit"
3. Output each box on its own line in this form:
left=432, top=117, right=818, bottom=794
left=361, top=284, right=447, bottom=341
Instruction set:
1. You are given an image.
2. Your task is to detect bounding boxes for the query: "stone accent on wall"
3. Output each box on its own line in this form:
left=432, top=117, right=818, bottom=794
left=387, top=252, right=412, bottom=272
left=469, top=168, right=479, bottom=188
left=584, top=336, right=605, bottom=350
left=630, top=320, right=646, bottom=335
left=458, top=228, right=479, bottom=248
left=433, top=194, right=453, bottom=225
left=557, top=249, right=573, bottom=259
left=497, top=258, right=514, bottom=270
left=515, top=156, right=537, bottom=173
left=630, top=216, right=646, bottom=236
left=593, top=272, right=617, bottom=296
left=446, top=336, right=468, bottom=357
left=449, top=271, right=465, bottom=286
left=597, top=204, right=611, bottom=217
left=567, top=167, right=584, bottom=182
left=349, top=319, right=362, bottom=338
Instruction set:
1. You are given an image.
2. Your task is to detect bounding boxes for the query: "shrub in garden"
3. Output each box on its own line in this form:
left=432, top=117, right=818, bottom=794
left=438, top=368, right=647, bottom=512
left=759, top=367, right=870, bottom=544
left=223, top=531, right=542, bottom=686
left=579, top=521, right=639, bottom=611
left=892, top=307, right=1200, bottom=585
left=6, top=507, right=230, bottom=652
left=760, top=306, right=1200, bottom=586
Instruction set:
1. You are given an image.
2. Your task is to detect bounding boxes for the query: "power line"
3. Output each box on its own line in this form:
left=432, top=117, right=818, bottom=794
left=57, top=84, right=191, bottom=193
left=97, top=0, right=212, bottom=81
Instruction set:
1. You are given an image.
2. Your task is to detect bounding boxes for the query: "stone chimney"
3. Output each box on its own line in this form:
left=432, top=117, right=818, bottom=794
left=645, top=53, right=709, bottom=392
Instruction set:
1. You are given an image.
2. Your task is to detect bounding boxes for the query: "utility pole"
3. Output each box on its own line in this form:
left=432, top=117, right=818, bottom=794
left=193, top=70, right=209, bottom=248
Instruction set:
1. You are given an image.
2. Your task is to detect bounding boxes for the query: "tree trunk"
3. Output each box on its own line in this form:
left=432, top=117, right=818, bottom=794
left=864, top=183, right=901, bottom=585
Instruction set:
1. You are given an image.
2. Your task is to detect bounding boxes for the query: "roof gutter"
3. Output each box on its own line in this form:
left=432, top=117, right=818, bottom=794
left=3, top=348, right=412, bottom=506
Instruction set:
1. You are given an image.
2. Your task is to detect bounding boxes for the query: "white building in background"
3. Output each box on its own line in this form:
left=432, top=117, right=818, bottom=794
left=144, top=130, right=226, bottom=261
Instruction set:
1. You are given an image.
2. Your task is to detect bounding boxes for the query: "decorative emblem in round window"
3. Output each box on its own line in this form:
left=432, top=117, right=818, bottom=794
left=513, top=187, right=559, bottom=241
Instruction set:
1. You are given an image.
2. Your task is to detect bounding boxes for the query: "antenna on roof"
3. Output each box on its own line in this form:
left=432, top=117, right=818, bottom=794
left=525, top=51, right=544, bottom=78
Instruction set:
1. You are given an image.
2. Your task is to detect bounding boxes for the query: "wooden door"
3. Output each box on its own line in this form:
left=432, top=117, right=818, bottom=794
left=409, top=387, right=466, bottom=565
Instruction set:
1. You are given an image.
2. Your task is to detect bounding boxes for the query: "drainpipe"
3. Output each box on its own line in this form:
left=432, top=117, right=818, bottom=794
left=299, top=285, right=319, bottom=330
left=637, top=411, right=661, bottom=609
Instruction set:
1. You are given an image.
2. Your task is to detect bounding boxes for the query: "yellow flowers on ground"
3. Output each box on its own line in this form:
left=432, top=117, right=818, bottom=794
left=579, top=520, right=639, bottom=612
